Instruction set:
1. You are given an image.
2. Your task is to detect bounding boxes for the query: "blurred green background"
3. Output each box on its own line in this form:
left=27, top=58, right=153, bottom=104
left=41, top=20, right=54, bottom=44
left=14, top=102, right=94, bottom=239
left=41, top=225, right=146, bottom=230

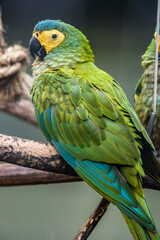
left=0, top=0, right=160, bottom=239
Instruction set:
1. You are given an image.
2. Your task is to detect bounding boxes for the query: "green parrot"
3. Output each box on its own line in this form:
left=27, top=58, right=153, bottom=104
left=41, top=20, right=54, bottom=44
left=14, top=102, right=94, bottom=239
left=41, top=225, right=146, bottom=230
left=29, top=20, right=160, bottom=239
left=135, top=31, right=160, bottom=153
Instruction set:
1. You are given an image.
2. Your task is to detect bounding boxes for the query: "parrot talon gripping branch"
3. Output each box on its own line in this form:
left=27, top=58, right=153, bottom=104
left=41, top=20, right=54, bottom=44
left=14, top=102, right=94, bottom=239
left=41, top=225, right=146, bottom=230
left=29, top=19, right=160, bottom=240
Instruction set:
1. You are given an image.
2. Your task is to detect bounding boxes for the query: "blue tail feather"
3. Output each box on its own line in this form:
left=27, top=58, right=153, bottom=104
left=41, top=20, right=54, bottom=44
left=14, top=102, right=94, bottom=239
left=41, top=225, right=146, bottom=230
left=35, top=107, right=154, bottom=232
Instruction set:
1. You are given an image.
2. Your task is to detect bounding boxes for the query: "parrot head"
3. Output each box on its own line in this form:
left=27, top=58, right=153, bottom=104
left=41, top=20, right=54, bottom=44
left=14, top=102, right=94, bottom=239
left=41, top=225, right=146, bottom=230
left=154, top=30, right=160, bottom=53
left=29, top=19, right=94, bottom=67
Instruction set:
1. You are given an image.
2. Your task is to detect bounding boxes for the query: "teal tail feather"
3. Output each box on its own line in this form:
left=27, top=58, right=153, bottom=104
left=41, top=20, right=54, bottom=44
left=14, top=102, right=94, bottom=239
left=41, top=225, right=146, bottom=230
left=122, top=213, right=160, bottom=240
left=35, top=109, right=160, bottom=240
left=73, top=159, right=160, bottom=240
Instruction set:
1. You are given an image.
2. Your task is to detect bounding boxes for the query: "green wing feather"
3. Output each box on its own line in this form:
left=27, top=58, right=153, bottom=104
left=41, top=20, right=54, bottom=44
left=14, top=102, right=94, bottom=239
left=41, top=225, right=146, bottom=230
left=32, top=62, right=160, bottom=239
left=32, top=63, right=160, bottom=184
left=30, top=20, right=160, bottom=239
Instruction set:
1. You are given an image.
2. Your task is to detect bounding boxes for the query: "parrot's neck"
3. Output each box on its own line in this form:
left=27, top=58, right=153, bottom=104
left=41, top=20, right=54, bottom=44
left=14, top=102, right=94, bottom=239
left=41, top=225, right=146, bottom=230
left=141, top=38, right=158, bottom=68
left=32, top=49, right=94, bottom=79
left=141, top=38, right=160, bottom=85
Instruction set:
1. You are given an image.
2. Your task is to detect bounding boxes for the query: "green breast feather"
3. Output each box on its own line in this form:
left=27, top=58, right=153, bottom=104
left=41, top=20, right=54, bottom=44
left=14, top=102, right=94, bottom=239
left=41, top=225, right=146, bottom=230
left=31, top=62, right=156, bottom=181
left=30, top=19, right=160, bottom=240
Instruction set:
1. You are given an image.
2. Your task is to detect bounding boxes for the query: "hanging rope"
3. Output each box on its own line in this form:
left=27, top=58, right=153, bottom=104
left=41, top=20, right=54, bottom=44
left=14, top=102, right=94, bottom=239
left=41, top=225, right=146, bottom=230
left=147, top=0, right=160, bottom=136
left=0, top=13, right=33, bottom=102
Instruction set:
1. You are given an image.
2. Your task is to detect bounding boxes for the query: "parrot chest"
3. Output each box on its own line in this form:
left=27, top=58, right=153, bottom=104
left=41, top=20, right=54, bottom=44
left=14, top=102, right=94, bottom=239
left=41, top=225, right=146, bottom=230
left=135, top=63, right=160, bottom=148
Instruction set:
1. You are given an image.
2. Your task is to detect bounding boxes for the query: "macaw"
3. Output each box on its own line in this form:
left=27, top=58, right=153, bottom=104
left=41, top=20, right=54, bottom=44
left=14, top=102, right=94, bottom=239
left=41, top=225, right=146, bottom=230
left=135, top=30, right=160, bottom=156
left=29, top=20, right=160, bottom=239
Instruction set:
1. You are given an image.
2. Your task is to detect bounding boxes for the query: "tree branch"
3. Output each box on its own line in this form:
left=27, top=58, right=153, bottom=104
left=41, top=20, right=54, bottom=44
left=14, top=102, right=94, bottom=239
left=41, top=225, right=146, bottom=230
left=1, top=13, right=159, bottom=240
left=0, top=163, right=81, bottom=186
left=0, top=133, right=159, bottom=190
left=0, top=99, right=37, bottom=125
left=0, top=133, right=76, bottom=175
left=142, top=175, right=160, bottom=190
left=1, top=95, right=159, bottom=189
left=74, top=198, right=110, bottom=240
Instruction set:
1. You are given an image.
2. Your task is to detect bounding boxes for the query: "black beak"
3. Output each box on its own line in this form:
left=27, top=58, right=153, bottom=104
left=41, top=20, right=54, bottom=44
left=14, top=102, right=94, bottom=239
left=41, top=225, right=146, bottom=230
left=29, top=36, right=47, bottom=59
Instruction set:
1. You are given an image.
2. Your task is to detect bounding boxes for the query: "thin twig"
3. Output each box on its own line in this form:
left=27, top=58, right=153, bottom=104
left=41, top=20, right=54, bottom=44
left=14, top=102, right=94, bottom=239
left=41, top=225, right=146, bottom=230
left=74, top=198, right=110, bottom=240
left=0, top=163, right=81, bottom=186
left=147, top=0, right=160, bottom=136
left=153, top=0, right=160, bottom=113
left=73, top=177, right=160, bottom=240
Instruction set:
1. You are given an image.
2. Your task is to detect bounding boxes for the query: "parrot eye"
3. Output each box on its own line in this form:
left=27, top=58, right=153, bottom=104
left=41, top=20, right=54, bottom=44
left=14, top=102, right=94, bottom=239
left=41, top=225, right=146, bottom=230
left=52, top=34, right=57, bottom=39
left=36, top=32, right=39, bottom=37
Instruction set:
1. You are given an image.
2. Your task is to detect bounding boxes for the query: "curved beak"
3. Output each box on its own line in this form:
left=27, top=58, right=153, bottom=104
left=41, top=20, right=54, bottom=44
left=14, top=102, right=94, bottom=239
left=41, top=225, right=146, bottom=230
left=29, top=36, right=47, bottom=59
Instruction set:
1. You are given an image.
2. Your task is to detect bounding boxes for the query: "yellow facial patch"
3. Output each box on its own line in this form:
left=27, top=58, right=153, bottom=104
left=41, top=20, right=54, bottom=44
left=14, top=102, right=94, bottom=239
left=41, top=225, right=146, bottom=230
left=154, top=31, right=160, bottom=53
left=33, top=29, right=65, bottom=53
